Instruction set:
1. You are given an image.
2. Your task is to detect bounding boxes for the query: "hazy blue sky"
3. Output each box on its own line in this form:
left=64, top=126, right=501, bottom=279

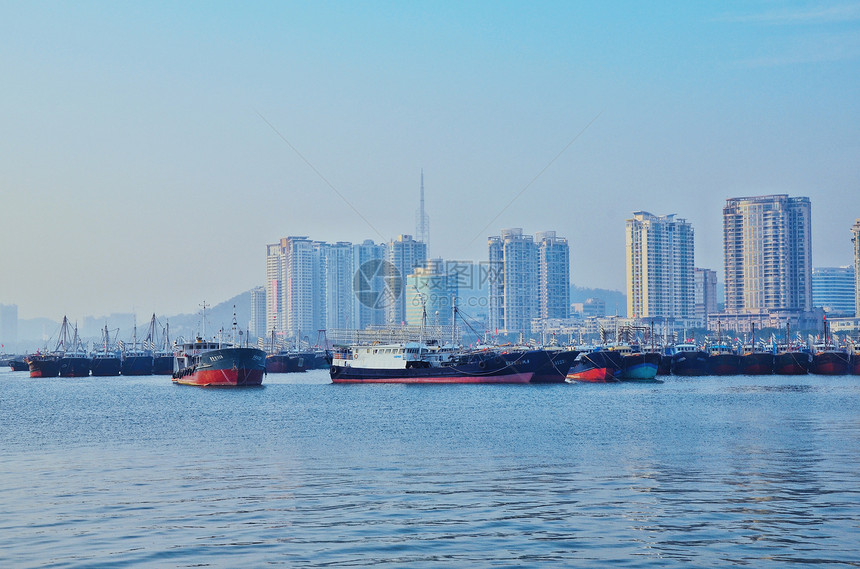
left=2, top=1, right=859, bottom=320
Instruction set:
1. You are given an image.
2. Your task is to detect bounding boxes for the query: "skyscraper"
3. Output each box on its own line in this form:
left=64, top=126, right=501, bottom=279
left=694, top=268, right=718, bottom=323
left=353, top=239, right=388, bottom=330
left=323, top=242, right=355, bottom=331
left=387, top=235, right=428, bottom=325
left=265, top=242, right=284, bottom=336
left=249, top=286, right=267, bottom=342
left=853, top=219, right=860, bottom=317
left=626, top=212, right=695, bottom=320
left=813, top=266, right=856, bottom=317
left=536, top=231, right=570, bottom=320
left=405, top=258, right=458, bottom=328
left=487, top=228, right=539, bottom=334
left=723, top=195, right=812, bottom=313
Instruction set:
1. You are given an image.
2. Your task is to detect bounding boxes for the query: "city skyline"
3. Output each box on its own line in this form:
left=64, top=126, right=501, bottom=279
left=2, top=2, right=858, bottom=320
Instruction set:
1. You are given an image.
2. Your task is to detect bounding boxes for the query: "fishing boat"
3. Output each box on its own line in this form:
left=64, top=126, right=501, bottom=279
left=669, top=343, right=709, bottom=376
left=851, top=344, right=860, bottom=375
left=738, top=324, right=774, bottom=375
left=90, top=325, right=122, bottom=377
left=172, top=307, right=266, bottom=387
left=264, top=331, right=310, bottom=373
left=531, top=348, right=579, bottom=383
left=810, top=319, right=850, bottom=375
left=566, top=347, right=623, bottom=383
left=330, top=342, right=534, bottom=384
left=617, top=347, right=661, bottom=381
left=58, top=319, right=91, bottom=377
left=27, top=352, right=60, bottom=377
left=706, top=344, right=741, bottom=376
left=811, top=344, right=850, bottom=375
left=773, top=345, right=812, bottom=375
left=121, top=319, right=153, bottom=376
left=29, top=316, right=90, bottom=377
left=8, top=357, right=29, bottom=372
left=706, top=322, right=740, bottom=376
left=151, top=316, right=174, bottom=375
left=773, top=323, right=811, bottom=375
left=499, top=347, right=578, bottom=383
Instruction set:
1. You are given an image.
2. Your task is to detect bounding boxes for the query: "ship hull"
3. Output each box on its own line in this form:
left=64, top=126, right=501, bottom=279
left=152, top=355, right=174, bottom=375
left=9, top=360, right=29, bottom=371
left=811, top=351, right=851, bottom=375
left=121, top=355, right=153, bottom=376
left=331, top=370, right=533, bottom=384
left=619, top=352, right=660, bottom=381
left=566, top=351, right=622, bottom=383
left=853, top=354, right=860, bottom=375
left=531, top=350, right=579, bottom=383
left=28, top=356, right=60, bottom=378
left=774, top=351, right=812, bottom=375
left=266, top=353, right=309, bottom=373
left=331, top=352, right=532, bottom=384
left=671, top=351, right=709, bottom=376
left=501, top=349, right=575, bottom=383
left=740, top=353, right=774, bottom=375
left=173, top=347, right=266, bottom=387
left=707, top=353, right=741, bottom=376
left=657, top=355, right=672, bottom=376
left=59, top=357, right=91, bottom=377
left=90, top=357, right=122, bottom=377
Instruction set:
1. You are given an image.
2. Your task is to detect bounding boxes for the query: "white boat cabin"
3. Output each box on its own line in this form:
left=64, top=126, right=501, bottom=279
left=333, top=342, right=458, bottom=369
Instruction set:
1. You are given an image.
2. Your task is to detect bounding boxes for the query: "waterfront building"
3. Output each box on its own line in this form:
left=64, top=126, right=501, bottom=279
left=284, top=237, right=322, bottom=340
left=323, top=242, right=355, bottom=331
left=387, top=235, right=428, bottom=325
left=249, top=286, right=267, bottom=342
left=405, top=259, right=459, bottom=330
left=266, top=236, right=355, bottom=342
left=537, top=231, right=570, bottom=320
left=572, top=298, right=606, bottom=319
left=694, top=268, right=718, bottom=324
left=353, top=239, right=388, bottom=330
left=265, top=242, right=285, bottom=336
left=625, top=212, right=695, bottom=321
left=487, top=228, right=539, bottom=335
left=812, top=266, right=855, bottom=317
left=723, top=195, right=812, bottom=313
left=853, top=219, right=860, bottom=316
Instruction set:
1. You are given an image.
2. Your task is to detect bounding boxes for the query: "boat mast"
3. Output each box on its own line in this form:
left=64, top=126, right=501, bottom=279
left=451, top=295, right=457, bottom=347
left=200, top=301, right=209, bottom=340
left=232, top=305, right=238, bottom=346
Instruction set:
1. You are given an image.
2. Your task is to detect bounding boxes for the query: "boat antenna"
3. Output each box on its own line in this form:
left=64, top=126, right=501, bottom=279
left=451, top=295, right=457, bottom=346
left=232, top=305, right=238, bottom=345
left=200, top=301, right=209, bottom=340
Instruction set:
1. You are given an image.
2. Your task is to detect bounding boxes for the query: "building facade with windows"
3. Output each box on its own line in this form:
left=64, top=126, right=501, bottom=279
left=387, top=235, right=428, bottom=325
left=625, top=212, right=695, bottom=322
left=853, top=219, right=860, bottom=317
left=536, top=231, right=570, bottom=320
left=249, top=286, right=267, bottom=342
left=812, top=266, right=855, bottom=317
left=694, top=268, right=718, bottom=324
left=723, top=195, right=812, bottom=314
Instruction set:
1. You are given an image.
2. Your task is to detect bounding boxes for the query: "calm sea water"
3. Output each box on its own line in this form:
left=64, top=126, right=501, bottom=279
left=1, top=368, right=859, bottom=568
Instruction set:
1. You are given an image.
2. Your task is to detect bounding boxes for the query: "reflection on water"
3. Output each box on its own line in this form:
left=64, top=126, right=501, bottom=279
left=0, top=370, right=859, bottom=567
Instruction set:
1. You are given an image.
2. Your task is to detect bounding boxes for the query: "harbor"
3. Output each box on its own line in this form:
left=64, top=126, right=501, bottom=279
left=3, top=366, right=859, bottom=567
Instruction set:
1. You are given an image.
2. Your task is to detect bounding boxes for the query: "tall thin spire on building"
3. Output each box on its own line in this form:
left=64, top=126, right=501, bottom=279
left=415, top=169, right=430, bottom=252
